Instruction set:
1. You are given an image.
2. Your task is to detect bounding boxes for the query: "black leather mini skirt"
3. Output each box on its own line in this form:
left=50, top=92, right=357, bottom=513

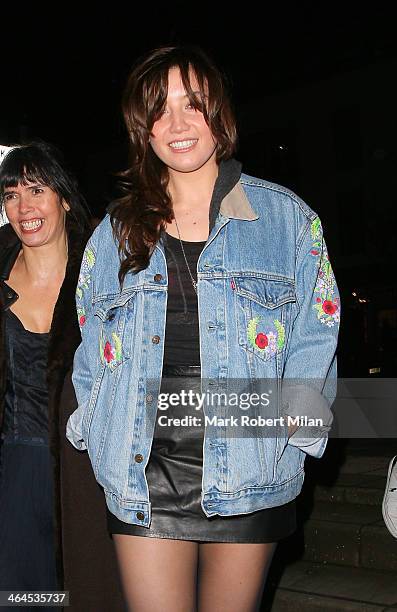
left=107, top=365, right=296, bottom=542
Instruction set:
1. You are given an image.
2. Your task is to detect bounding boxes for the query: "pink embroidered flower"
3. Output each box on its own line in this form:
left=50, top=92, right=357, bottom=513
left=255, top=333, right=269, bottom=349
left=316, top=297, right=321, bottom=303
left=79, top=315, right=86, bottom=327
left=322, top=300, right=337, bottom=315
left=104, top=341, right=114, bottom=363
left=311, top=249, right=320, bottom=256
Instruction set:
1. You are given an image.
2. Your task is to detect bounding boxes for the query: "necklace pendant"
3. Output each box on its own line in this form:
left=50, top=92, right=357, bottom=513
left=174, top=216, right=198, bottom=294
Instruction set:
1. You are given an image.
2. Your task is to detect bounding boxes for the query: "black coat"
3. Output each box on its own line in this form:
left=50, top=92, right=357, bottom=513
left=0, top=223, right=124, bottom=611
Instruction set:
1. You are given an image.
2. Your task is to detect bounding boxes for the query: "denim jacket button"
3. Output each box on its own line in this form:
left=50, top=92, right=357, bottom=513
left=152, top=335, right=161, bottom=344
left=154, top=273, right=163, bottom=282
left=134, top=453, right=144, bottom=463
left=136, top=511, right=145, bottom=521
left=146, top=394, right=153, bottom=403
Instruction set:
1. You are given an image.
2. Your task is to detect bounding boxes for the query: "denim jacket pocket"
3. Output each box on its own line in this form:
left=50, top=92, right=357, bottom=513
left=234, top=276, right=296, bottom=363
left=94, top=289, right=136, bottom=372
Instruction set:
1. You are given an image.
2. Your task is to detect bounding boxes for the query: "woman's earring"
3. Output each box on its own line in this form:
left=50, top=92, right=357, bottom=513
left=62, top=200, right=71, bottom=212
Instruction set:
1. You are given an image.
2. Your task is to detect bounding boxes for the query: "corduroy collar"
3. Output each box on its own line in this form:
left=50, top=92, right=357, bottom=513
left=210, top=159, right=258, bottom=227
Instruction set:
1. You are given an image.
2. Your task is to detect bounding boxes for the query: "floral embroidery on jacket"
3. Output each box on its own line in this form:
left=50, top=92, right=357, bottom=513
left=76, top=246, right=96, bottom=328
left=76, top=247, right=96, bottom=301
left=247, top=318, right=285, bottom=357
left=310, top=217, right=322, bottom=257
left=310, top=218, right=340, bottom=326
left=100, top=333, right=122, bottom=367
left=77, top=306, right=86, bottom=328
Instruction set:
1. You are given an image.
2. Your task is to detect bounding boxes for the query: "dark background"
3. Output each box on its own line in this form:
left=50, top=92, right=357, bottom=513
left=2, top=4, right=397, bottom=376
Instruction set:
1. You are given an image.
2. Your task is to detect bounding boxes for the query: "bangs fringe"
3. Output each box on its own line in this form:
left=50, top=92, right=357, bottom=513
left=0, top=141, right=91, bottom=234
left=0, top=148, right=55, bottom=191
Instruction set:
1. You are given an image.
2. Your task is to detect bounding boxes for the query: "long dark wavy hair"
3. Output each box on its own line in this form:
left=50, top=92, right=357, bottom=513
left=111, top=45, right=237, bottom=284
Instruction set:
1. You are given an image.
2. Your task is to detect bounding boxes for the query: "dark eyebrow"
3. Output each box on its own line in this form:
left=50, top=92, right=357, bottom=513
left=3, top=183, right=45, bottom=194
left=184, top=91, right=208, bottom=99
left=26, top=183, right=45, bottom=190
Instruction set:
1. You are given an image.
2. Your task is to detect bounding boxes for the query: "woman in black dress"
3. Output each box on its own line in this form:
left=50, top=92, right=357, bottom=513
left=0, top=142, right=124, bottom=610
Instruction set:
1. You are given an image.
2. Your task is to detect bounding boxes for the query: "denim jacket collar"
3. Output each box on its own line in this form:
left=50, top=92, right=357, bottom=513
left=220, top=181, right=259, bottom=221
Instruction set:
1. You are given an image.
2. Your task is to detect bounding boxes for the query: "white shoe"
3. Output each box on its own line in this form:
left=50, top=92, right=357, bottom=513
left=383, top=455, right=397, bottom=538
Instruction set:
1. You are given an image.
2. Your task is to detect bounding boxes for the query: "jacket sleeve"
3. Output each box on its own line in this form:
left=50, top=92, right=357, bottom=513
left=66, top=234, right=99, bottom=451
left=282, top=215, right=340, bottom=458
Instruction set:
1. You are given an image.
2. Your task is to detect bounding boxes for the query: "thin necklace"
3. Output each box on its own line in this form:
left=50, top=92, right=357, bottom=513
left=173, top=217, right=198, bottom=294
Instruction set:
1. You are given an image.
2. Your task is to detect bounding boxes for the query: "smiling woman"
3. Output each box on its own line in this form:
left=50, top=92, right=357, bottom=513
left=0, top=145, right=83, bottom=334
left=67, top=46, right=339, bottom=612
left=3, top=181, right=69, bottom=246
left=0, top=142, right=124, bottom=610
left=148, top=67, right=217, bottom=176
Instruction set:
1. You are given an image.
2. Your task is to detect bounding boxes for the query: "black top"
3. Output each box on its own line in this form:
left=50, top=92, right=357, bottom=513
left=2, top=308, right=49, bottom=442
left=162, top=233, right=205, bottom=367
left=161, top=159, right=243, bottom=368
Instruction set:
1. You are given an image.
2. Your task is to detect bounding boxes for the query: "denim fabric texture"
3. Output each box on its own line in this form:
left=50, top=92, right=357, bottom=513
left=67, top=174, right=340, bottom=526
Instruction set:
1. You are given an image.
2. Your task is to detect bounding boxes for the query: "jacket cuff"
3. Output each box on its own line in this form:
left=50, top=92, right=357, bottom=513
left=66, top=405, right=87, bottom=451
left=287, top=434, right=328, bottom=458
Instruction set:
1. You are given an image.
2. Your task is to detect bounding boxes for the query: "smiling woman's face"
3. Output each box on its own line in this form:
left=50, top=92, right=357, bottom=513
left=149, top=67, right=217, bottom=175
left=3, top=180, right=68, bottom=247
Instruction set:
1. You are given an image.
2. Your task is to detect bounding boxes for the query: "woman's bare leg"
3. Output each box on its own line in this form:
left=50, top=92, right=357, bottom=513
left=113, top=535, right=198, bottom=612
left=197, top=542, right=277, bottom=612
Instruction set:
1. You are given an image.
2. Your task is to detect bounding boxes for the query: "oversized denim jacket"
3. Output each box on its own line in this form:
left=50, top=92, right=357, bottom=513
left=67, top=174, right=340, bottom=526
